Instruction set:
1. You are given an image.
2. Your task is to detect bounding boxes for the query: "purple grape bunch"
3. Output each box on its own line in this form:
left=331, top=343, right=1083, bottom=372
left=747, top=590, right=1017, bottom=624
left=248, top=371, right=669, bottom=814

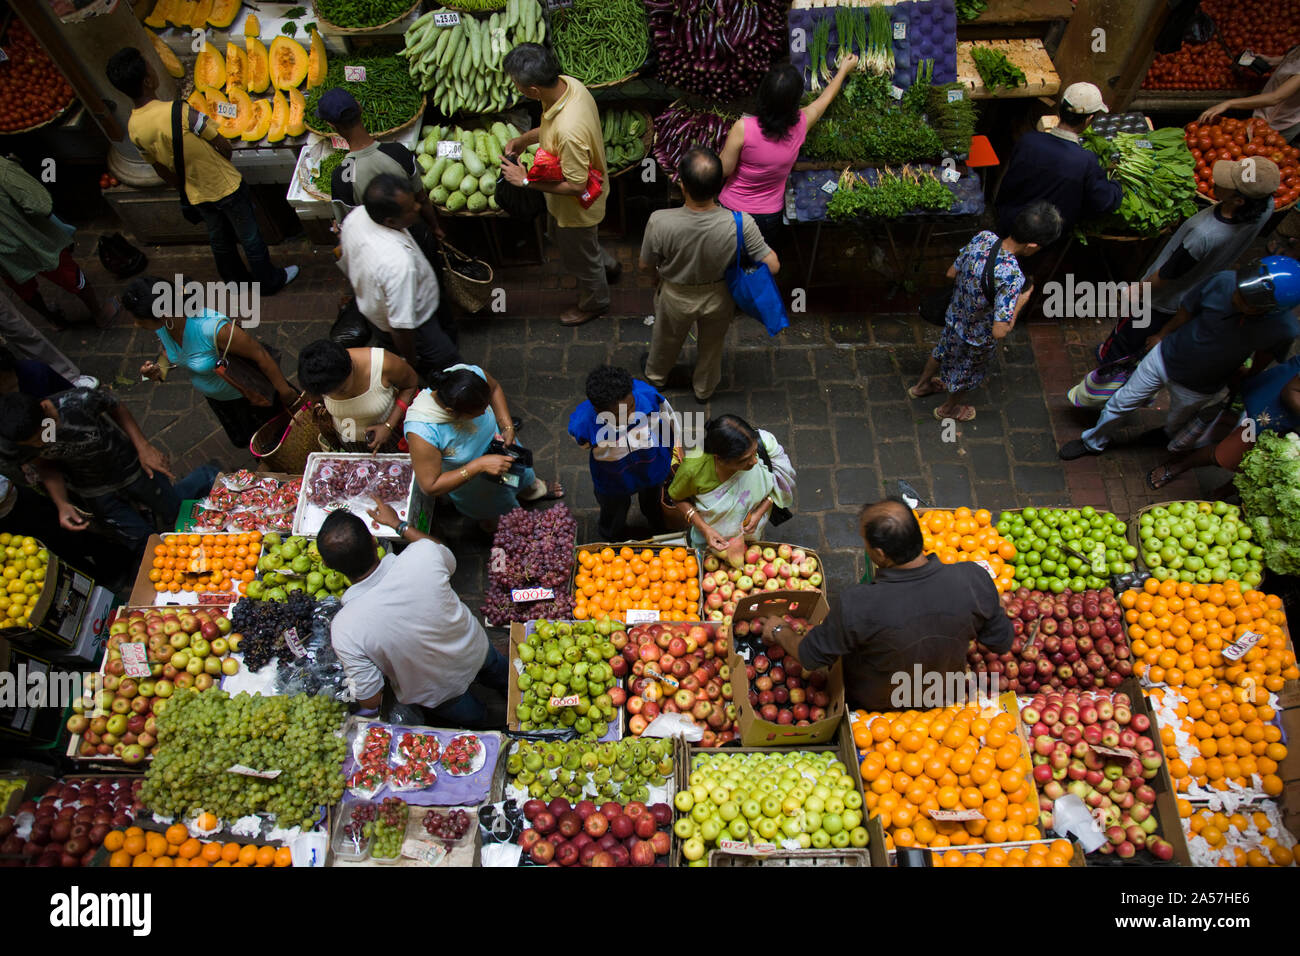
left=482, top=505, right=577, bottom=626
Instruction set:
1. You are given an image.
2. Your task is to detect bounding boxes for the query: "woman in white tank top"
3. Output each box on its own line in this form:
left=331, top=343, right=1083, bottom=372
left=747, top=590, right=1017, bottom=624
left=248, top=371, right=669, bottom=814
left=298, top=339, right=419, bottom=452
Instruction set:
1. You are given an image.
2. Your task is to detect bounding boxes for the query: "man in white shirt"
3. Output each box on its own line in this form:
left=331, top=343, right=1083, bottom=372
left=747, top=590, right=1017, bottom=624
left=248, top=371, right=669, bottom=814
left=338, top=173, right=463, bottom=380
left=319, top=501, right=506, bottom=729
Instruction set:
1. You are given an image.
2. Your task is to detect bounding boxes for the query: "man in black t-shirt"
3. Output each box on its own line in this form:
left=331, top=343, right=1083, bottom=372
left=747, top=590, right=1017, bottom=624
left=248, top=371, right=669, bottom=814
left=0, top=389, right=213, bottom=557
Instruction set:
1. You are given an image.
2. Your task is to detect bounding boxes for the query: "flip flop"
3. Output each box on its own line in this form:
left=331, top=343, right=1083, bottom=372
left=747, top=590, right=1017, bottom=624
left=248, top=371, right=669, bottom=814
left=519, top=479, right=565, bottom=502
left=908, top=378, right=943, bottom=399
left=1146, top=465, right=1177, bottom=490
left=934, top=405, right=975, bottom=422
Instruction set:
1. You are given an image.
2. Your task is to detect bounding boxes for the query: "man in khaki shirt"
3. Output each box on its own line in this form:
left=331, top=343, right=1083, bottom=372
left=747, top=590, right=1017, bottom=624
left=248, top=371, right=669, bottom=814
left=501, top=44, right=618, bottom=327
left=107, top=47, right=297, bottom=295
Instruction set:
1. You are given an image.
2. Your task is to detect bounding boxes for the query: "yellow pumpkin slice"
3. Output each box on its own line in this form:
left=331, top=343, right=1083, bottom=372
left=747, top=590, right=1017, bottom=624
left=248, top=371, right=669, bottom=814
left=268, top=36, right=309, bottom=92
left=267, top=89, right=289, bottom=144
left=193, top=41, right=226, bottom=90
left=144, top=0, right=171, bottom=29
left=286, top=86, right=306, bottom=137
left=207, top=0, right=241, bottom=28
left=244, top=13, right=260, bottom=38
left=224, top=41, right=249, bottom=94
left=147, top=29, right=185, bottom=79
left=242, top=98, right=273, bottom=142
left=245, top=37, right=270, bottom=94
left=170, top=0, right=198, bottom=27
left=186, top=89, right=213, bottom=120
left=218, top=86, right=253, bottom=138
left=189, top=0, right=214, bottom=29
left=307, top=28, right=327, bottom=90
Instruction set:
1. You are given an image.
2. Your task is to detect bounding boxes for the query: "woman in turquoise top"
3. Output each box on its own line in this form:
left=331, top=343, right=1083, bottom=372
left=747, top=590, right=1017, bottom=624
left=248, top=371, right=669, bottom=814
left=122, top=275, right=297, bottom=447
left=404, top=364, right=563, bottom=529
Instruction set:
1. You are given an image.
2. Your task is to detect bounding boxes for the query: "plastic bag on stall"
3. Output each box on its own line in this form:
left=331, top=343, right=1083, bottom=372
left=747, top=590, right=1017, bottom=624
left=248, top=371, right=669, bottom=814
left=271, top=598, right=349, bottom=700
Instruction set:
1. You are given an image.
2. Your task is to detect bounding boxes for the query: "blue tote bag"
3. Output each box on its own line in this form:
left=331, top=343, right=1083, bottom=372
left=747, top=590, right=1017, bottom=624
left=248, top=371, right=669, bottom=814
left=724, top=210, right=788, bottom=336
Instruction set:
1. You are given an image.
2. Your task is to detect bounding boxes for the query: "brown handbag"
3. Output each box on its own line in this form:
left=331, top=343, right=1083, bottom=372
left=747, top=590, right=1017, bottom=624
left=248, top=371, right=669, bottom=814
left=213, top=322, right=283, bottom=407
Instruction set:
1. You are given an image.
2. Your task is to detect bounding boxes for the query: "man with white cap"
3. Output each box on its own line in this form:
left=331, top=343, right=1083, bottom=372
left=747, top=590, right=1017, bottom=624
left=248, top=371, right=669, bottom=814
left=995, top=81, right=1123, bottom=234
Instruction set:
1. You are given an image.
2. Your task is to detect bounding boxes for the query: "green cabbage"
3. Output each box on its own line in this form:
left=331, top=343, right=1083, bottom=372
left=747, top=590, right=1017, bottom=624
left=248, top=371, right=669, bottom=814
left=1235, top=431, right=1300, bottom=575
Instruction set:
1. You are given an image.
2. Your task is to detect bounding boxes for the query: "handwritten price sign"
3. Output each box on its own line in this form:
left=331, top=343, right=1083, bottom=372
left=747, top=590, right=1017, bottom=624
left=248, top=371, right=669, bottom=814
left=717, top=839, right=777, bottom=855
left=432, top=11, right=460, bottom=25
left=625, top=609, right=660, bottom=624
left=344, top=65, right=367, bottom=82
left=228, top=764, right=282, bottom=779
left=928, top=807, right=985, bottom=822
left=548, top=695, right=581, bottom=708
left=1222, top=630, right=1262, bottom=662
left=120, top=642, right=152, bottom=679
left=510, top=587, right=555, bottom=603
left=283, top=626, right=306, bottom=658
left=1090, top=743, right=1140, bottom=760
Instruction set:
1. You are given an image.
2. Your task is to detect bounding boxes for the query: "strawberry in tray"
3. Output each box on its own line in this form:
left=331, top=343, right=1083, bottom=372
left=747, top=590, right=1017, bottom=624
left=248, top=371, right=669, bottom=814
left=441, top=734, right=483, bottom=776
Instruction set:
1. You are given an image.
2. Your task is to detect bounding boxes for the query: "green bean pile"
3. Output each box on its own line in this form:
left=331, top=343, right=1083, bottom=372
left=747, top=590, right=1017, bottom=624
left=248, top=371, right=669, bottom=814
left=315, top=0, right=412, bottom=29
left=305, top=56, right=423, bottom=135
left=441, top=0, right=507, bottom=8
left=551, top=0, right=648, bottom=87
left=312, top=150, right=346, bottom=196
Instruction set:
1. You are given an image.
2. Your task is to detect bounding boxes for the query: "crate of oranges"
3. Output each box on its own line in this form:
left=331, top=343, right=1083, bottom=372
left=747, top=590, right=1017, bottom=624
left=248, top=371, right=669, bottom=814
left=133, top=532, right=263, bottom=604
left=1147, top=684, right=1289, bottom=801
left=572, top=544, right=701, bottom=623
left=98, top=823, right=292, bottom=867
left=914, top=508, right=1017, bottom=592
left=1122, top=576, right=1300, bottom=709
left=1181, top=804, right=1297, bottom=868
left=926, top=838, right=1083, bottom=867
left=851, top=693, right=1041, bottom=852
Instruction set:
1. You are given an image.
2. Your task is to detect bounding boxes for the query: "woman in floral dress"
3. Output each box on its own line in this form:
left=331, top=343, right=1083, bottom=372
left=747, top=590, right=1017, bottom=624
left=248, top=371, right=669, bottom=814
left=910, top=202, right=1063, bottom=421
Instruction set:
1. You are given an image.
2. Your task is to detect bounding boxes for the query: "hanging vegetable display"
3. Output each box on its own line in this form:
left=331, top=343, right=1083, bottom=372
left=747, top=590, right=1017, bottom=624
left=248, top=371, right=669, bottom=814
left=551, top=0, right=649, bottom=87
left=644, top=0, right=788, bottom=101
left=652, top=104, right=736, bottom=178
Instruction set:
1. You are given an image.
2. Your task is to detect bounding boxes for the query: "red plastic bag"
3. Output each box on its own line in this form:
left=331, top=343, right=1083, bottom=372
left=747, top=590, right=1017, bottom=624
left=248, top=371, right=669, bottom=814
left=529, top=148, right=604, bottom=209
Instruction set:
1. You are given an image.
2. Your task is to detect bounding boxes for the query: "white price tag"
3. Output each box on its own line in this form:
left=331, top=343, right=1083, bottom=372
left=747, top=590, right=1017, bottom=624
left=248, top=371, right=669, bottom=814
left=891, top=85, right=905, bottom=100
left=941, top=166, right=961, bottom=183
left=402, top=838, right=449, bottom=865
left=717, top=839, right=777, bottom=855
left=625, top=609, right=660, bottom=624
left=510, top=587, right=555, bottom=603
left=436, top=140, right=463, bottom=160
left=820, top=179, right=837, bottom=195
left=512, top=658, right=525, bottom=676
left=344, top=65, right=367, bottom=82
left=947, top=89, right=964, bottom=103
left=547, top=694, right=581, bottom=707
left=283, top=626, right=306, bottom=659
left=215, top=101, right=239, bottom=119
left=228, top=764, right=282, bottom=779
left=1237, top=50, right=1256, bottom=67
left=928, top=807, right=985, bottom=821
left=120, top=642, right=152, bottom=679
left=1090, top=743, right=1140, bottom=760
left=1222, top=630, right=1263, bottom=661
left=329, top=135, right=349, bottom=149
left=432, top=11, right=461, bottom=25
left=893, top=20, right=906, bottom=40
left=1133, top=139, right=1153, bottom=149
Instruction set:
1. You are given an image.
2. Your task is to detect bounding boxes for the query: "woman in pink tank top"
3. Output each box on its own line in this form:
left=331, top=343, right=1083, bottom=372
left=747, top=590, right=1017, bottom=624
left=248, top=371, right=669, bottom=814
left=719, top=53, right=858, bottom=242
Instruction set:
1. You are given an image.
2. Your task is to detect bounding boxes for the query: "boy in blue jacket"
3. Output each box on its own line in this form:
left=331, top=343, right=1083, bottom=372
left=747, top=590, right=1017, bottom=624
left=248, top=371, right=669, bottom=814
left=569, top=366, right=678, bottom=541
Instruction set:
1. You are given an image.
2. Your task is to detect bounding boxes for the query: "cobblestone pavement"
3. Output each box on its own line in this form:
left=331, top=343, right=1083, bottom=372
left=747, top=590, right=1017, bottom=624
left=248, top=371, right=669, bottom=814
left=18, top=223, right=1233, bottom=614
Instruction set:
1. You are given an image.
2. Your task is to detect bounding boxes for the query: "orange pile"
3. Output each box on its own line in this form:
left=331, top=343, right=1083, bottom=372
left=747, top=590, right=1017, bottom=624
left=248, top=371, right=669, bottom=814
left=931, top=839, right=1075, bottom=868
left=102, top=823, right=291, bottom=868
left=1123, top=578, right=1298, bottom=697
left=1182, top=807, right=1296, bottom=867
left=852, top=705, right=1039, bottom=851
left=149, top=532, right=261, bottom=595
left=1150, top=685, right=1287, bottom=797
left=573, top=546, right=700, bottom=623
left=916, top=508, right=1016, bottom=592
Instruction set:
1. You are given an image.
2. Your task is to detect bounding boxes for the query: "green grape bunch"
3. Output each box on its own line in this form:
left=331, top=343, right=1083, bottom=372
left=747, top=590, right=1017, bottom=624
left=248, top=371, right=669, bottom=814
left=140, top=689, right=348, bottom=829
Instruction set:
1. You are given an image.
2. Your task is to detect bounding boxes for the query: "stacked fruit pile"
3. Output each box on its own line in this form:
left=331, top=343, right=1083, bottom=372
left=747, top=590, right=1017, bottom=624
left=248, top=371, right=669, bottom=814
left=1124, top=578, right=1297, bottom=700
left=504, top=737, right=674, bottom=806
left=102, top=824, right=292, bottom=868
left=916, top=508, right=1017, bottom=592
left=1181, top=806, right=1296, bottom=867
left=1136, top=501, right=1264, bottom=585
left=515, top=619, right=623, bottom=738
left=518, top=798, right=672, bottom=867
left=852, top=705, right=1039, bottom=851
left=248, top=534, right=349, bottom=601
left=678, top=750, right=869, bottom=862
left=0, top=778, right=139, bottom=868
left=619, top=622, right=736, bottom=746
left=931, top=840, right=1077, bottom=867
left=1021, top=688, right=1178, bottom=860
left=973, top=588, right=1133, bottom=693
left=573, top=546, right=700, bottom=623
left=997, top=508, right=1134, bottom=592
left=148, top=532, right=261, bottom=597
left=700, top=543, right=822, bottom=624
left=1185, top=119, right=1300, bottom=206
left=0, top=533, right=49, bottom=629
left=734, top=622, right=836, bottom=727
left=365, top=797, right=409, bottom=861
left=483, top=506, right=577, bottom=625
left=70, top=607, right=240, bottom=762
left=1148, top=685, right=1287, bottom=799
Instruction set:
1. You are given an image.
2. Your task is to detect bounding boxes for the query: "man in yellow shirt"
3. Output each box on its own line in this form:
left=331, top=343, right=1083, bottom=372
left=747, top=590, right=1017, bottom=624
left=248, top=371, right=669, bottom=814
left=501, top=44, right=618, bottom=327
left=106, top=48, right=297, bottom=295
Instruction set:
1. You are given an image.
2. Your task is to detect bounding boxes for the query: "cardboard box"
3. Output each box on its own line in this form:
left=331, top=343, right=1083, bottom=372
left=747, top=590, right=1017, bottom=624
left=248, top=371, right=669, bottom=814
left=0, top=640, right=72, bottom=745
left=673, top=719, right=887, bottom=866
left=0, top=547, right=96, bottom=650
left=572, top=542, right=704, bottom=622
left=46, top=586, right=114, bottom=669
left=729, top=589, right=843, bottom=747
left=698, top=540, right=827, bottom=621
left=506, top=619, right=624, bottom=741
left=293, top=452, right=427, bottom=540
left=1125, top=679, right=1193, bottom=866
left=891, top=837, right=1086, bottom=867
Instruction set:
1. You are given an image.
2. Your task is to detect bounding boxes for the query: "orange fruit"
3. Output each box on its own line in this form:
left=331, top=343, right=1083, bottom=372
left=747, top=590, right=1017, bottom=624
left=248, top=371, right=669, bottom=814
left=103, top=830, right=125, bottom=853
left=123, top=833, right=146, bottom=857
left=179, top=838, right=202, bottom=860
left=274, top=847, right=293, bottom=867
left=165, top=823, right=189, bottom=846
left=238, top=844, right=259, bottom=866
left=220, top=842, right=242, bottom=863
left=255, top=845, right=277, bottom=867
left=132, top=853, right=155, bottom=867
left=108, top=849, right=132, bottom=868
left=201, top=841, right=223, bottom=862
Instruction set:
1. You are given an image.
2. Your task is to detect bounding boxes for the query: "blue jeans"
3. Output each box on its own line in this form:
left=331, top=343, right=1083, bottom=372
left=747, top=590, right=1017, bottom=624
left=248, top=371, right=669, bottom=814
left=197, top=183, right=287, bottom=293
left=421, top=643, right=507, bottom=730
left=81, top=465, right=218, bottom=558
left=1080, top=347, right=1219, bottom=452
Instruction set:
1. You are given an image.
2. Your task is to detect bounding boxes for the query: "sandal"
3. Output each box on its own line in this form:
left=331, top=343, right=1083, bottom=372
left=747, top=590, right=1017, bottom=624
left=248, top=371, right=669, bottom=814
left=934, top=405, right=976, bottom=422
left=908, top=378, right=943, bottom=399
left=1146, top=465, right=1177, bottom=490
left=519, top=478, right=565, bottom=502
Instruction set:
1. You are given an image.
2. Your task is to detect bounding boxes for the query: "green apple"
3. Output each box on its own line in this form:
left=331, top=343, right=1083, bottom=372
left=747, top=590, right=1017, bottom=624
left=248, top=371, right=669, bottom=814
left=849, top=826, right=871, bottom=847
left=699, top=818, right=723, bottom=843
left=674, top=817, right=696, bottom=840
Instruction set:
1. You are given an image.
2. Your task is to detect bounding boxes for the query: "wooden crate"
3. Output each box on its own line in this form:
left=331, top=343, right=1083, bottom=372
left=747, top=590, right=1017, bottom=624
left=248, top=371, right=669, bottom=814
left=956, top=39, right=1060, bottom=98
